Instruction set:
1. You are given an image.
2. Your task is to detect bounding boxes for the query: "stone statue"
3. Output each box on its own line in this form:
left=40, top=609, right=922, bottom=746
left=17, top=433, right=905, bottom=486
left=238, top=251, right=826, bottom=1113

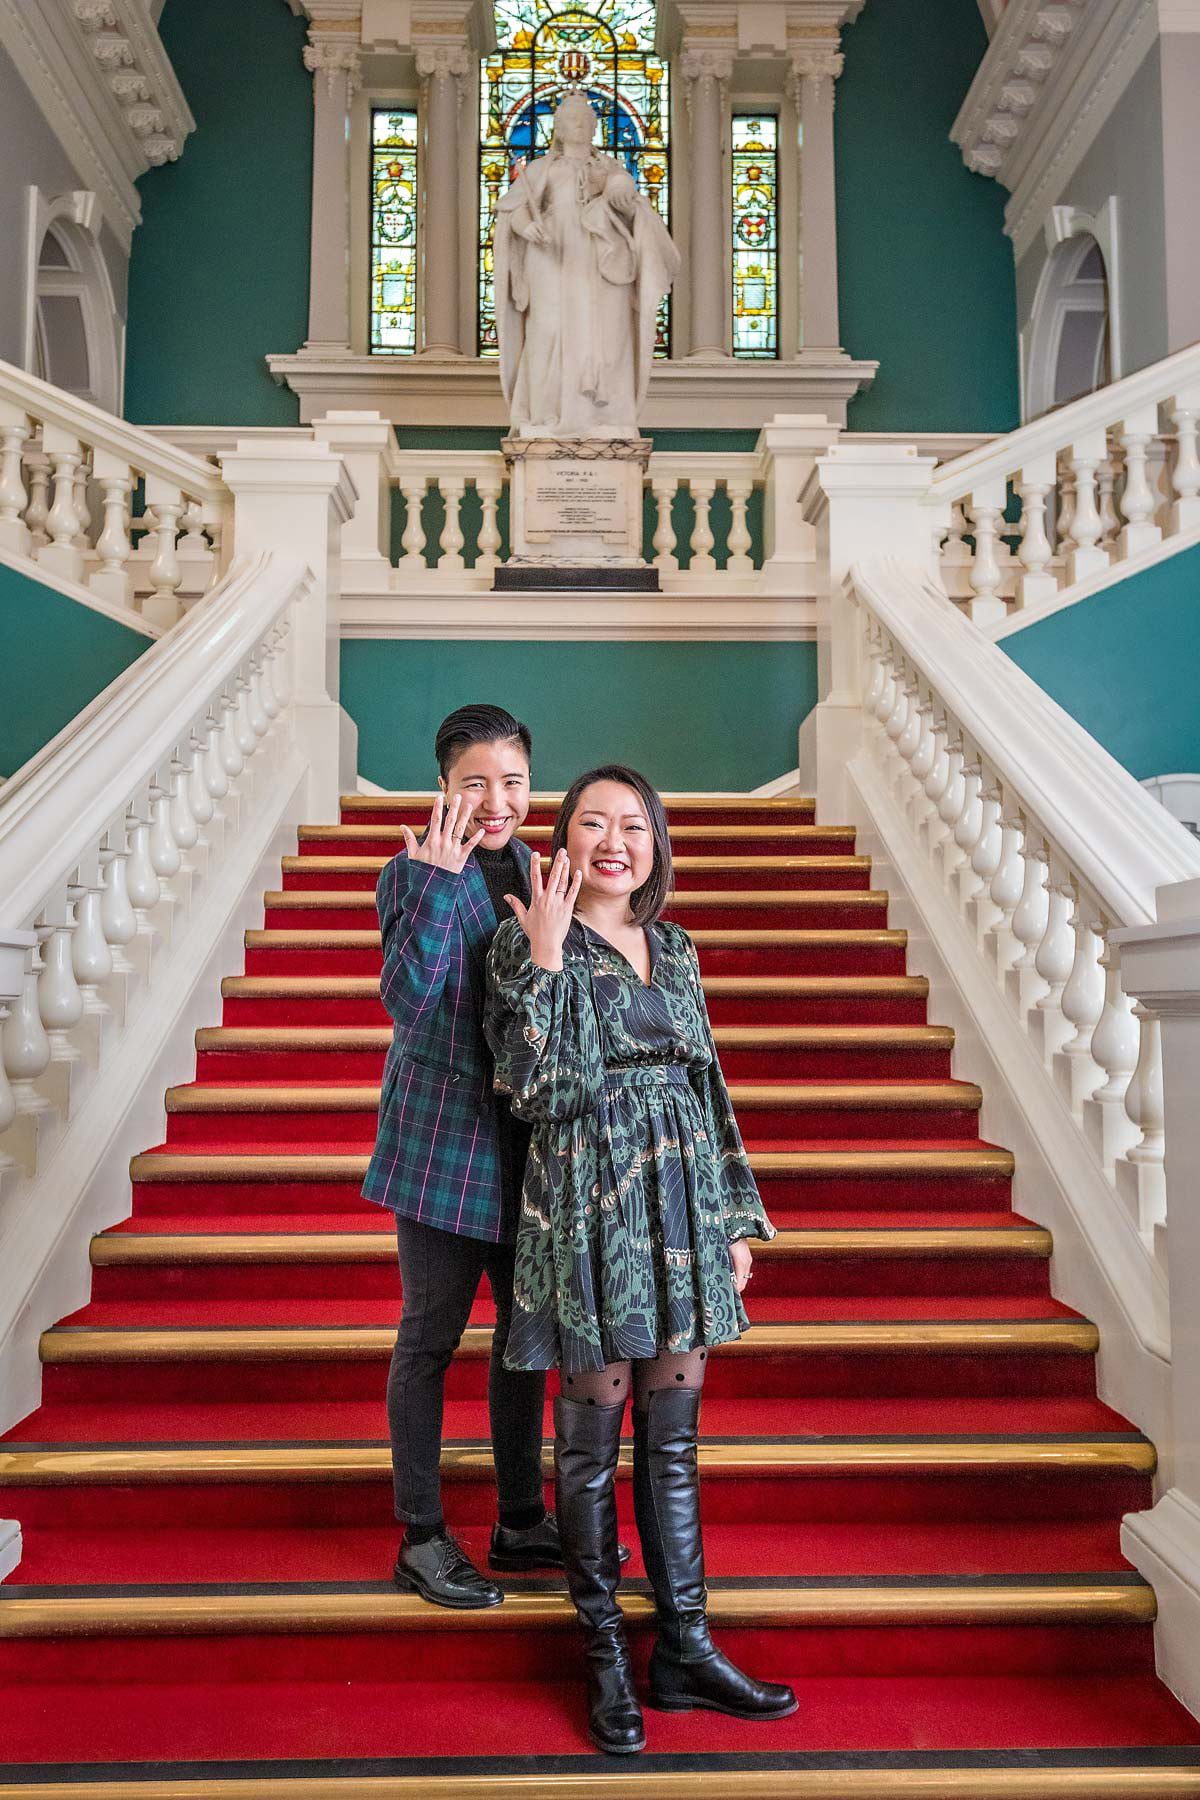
left=495, top=93, right=680, bottom=440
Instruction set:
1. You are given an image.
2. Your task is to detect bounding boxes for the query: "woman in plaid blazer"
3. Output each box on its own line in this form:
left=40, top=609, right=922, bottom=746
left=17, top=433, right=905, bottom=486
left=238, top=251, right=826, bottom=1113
left=362, top=705, right=563, bottom=1610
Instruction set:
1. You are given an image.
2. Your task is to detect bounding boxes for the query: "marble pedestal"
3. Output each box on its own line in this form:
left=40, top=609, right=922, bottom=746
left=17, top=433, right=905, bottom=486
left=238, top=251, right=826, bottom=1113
left=495, top=435, right=658, bottom=592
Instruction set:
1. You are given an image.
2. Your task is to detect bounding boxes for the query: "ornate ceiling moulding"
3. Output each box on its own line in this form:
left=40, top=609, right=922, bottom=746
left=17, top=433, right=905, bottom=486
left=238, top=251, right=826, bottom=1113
left=72, top=0, right=193, bottom=167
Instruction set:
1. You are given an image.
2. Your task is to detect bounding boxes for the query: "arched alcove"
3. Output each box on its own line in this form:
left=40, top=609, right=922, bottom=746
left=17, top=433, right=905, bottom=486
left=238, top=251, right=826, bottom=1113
left=22, top=194, right=122, bottom=415
left=1024, top=202, right=1121, bottom=421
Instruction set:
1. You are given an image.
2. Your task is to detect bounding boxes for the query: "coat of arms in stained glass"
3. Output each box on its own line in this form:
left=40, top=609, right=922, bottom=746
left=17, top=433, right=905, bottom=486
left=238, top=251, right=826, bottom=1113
left=732, top=115, right=778, bottom=360
left=371, top=109, right=419, bottom=354
left=479, top=0, right=670, bottom=357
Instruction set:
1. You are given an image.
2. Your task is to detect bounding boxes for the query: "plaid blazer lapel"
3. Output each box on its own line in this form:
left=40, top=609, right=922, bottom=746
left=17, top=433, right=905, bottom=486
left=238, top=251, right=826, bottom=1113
left=456, top=854, right=496, bottom=973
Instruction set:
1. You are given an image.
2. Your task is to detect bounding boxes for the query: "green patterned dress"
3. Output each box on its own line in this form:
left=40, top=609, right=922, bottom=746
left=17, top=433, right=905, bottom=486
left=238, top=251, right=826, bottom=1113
left=485, top=916, right=775, bottom=1374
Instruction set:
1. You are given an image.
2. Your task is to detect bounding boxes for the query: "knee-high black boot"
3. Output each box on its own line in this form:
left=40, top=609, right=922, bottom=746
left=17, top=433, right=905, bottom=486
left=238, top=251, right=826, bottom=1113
left=554, top=1395, right=645, bottom=1755
left=633, top=1386, right=798, bottom=1720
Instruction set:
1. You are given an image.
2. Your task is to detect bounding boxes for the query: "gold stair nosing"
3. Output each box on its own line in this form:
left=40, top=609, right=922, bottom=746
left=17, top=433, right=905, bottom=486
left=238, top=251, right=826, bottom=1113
left=0, top=1578, right=1154, bottom=1640
left=242, top=928, right=909, bottom=951
left=39, top=1318, right=1099, bottom=1364
left=89, top=1225, right=1053, bottom=1267
left=281, top=852, right=874, bottom=875
left=263, top=887, right=891, bottom=911
left=0, top=1435, right=1156, bottom=1487
left=163, top=1081, right=982, bottom=1115
left=298, top=824, right=857, bottom=843
left=218, top=972, right=929, bottom=1000
left=129, top=1146, right=1014, bottom=1183
left=196, top=1022, right=953, bottom=1052
left=3, top=1764, right=1199, bottom=1799
left=340, top=790, right=819, bottom=811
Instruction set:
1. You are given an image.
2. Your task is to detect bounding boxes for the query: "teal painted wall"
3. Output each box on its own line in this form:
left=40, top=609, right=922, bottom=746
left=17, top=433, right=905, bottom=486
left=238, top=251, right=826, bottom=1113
left=123, top=0, right=311, bottom=425
left=342, top=640, right=817, bottom=789
left=0, top=565, right=150, bottom=777
left=1001, top=545, right=1200, bottom=780
left=837, top=0, right=1019, bottom=432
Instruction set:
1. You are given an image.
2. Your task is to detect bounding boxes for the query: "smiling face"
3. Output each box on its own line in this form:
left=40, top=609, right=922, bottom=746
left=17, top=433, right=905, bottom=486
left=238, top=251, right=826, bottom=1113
left=439, top=737, right=531, bottom=849
left=565, top=779, right=656, bottom=908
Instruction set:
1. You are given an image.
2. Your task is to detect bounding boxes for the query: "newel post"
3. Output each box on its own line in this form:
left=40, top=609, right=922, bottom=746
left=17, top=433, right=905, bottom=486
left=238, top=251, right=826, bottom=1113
left=804, top=443, right=941, bottom=821
left=312, top=412, right=398, bottom=595
left=755, top=414, right=840, bottom=595
left=219, top=441, right=359, bottom=821
left=1112, top=875, right=1200, bottom=1722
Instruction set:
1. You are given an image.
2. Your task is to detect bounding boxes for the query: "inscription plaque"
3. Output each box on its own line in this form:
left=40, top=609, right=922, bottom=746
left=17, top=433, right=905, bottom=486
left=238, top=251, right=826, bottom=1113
left=525, top=461, right=627, bottom=537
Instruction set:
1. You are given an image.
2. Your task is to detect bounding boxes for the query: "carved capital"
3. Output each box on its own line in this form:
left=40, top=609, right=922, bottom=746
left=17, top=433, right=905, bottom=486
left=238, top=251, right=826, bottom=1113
left=303, top=36, right=363, bottom=98
left=415, top=44, right=472, bottom=84
left=92, top=31, right=134, bottom=69
left=788, top=42, right=844, bottom=108
left=73, top=0, right=119, bottom=27
left=679, top=46, right=735, bottom=86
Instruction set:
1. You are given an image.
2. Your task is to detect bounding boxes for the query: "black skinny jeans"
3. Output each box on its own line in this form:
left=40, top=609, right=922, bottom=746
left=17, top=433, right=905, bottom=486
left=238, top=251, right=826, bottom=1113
left=387, top=1215, right=546, bottom=1529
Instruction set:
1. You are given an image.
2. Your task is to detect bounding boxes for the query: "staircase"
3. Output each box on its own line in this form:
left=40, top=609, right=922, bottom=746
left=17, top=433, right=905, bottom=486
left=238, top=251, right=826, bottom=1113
left=2, top=791, right=1199, bottom=1797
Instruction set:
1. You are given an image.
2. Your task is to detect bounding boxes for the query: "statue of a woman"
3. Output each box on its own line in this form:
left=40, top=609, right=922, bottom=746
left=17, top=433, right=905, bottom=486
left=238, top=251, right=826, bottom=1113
left=495, top=93, right=680, bottom=440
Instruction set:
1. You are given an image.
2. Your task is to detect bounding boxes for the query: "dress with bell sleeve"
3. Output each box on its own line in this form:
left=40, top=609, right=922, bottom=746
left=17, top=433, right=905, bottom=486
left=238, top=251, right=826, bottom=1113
left=485, top=919, right=602, bottom=1124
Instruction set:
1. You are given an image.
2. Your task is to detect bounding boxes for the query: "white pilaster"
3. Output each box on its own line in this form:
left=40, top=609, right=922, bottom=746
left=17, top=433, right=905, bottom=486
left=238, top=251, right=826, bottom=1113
left=302, top=30, right=362, bottom=352
left=219, top=442, right=359, bottom=819
left=1113, top=877, right=1200, bottom=1722
left=789, top=44, right=844, bottom=354
left=680, top=47, right=734, bottom=360
left=416, top=45, right=471, bottom=357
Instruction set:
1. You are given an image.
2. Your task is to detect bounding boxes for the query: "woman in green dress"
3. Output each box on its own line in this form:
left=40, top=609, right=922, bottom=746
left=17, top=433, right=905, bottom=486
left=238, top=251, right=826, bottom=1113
left=485, top=765, right=797, bottom=1756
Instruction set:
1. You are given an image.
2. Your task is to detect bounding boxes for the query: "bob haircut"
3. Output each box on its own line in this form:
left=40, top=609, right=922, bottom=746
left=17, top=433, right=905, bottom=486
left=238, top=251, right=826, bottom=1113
left=435, top=704, right=532, bottom=780
left=550, top=764, right=672, bottom=928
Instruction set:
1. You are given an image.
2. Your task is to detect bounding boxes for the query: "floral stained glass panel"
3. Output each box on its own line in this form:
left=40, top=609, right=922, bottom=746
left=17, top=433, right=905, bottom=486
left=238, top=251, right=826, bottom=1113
left=371, top=109, right=419, bottom=354
left=731, top=115, right=778, bottom=360
left=479, top=0, right=670, bottom=357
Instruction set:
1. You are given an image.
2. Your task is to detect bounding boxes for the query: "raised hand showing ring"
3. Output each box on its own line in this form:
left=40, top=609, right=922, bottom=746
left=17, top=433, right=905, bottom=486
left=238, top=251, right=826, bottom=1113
left=506, top=848, right=582, bottom=972
left=400, top=793, right=485, bottom=874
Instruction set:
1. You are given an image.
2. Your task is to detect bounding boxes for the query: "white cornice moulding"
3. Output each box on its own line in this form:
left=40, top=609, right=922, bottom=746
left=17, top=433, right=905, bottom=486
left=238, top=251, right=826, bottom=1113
left=0, top=0, right=194, bottom=249
left=338, top=589, right=818, bottom=639
left=952, top=0, right=1172, bottom=258
left=266, top=351, right=878, bottom=428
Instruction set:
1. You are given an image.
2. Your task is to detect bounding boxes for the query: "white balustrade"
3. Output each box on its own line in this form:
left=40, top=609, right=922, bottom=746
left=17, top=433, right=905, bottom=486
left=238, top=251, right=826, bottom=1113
left=929, top=342, right=1200, bottom=624
left=0, top=357, right=226, bottom=626
left=848, top=556, right=1200, bottom=1263
left=0, top=553, right=305, bottom=1194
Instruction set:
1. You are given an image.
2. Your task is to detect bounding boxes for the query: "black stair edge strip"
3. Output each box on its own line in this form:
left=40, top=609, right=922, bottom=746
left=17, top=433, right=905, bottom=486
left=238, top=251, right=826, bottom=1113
left=40, top=1315, right=1092, bottom=1333
left=0, top=1571, right=1151, bottom=1601
left=2, top=1749, right=1200, bottom=1783
left=0, top=1431, right=1152, bottom=1451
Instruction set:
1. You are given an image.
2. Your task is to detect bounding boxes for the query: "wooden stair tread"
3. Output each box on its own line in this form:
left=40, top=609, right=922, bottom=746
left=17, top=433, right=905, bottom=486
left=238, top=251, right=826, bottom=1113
left=164, top=1081, right=982, bottom=1113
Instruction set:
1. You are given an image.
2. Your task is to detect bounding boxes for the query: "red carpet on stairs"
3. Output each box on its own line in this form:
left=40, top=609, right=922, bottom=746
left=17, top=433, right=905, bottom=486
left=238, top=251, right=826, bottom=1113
left=1, top=792, right=1198, bottom=1798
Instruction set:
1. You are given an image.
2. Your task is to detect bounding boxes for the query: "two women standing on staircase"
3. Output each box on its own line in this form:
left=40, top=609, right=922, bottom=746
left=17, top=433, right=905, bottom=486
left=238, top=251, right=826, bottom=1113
left=362, top=704, right=573, bottom=1607
left=485, top=765, right=797, bottom=1754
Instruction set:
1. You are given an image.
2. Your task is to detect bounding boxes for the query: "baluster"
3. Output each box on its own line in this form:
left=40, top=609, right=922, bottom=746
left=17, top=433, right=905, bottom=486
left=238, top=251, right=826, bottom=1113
left=476, top=473, right=503, bottom=574
left=919, top=718, right=951, bottom=857
left=933, top=738, right=965, bottom=866
left=23, top=441, right=51, bottom=548
left=175, top=500, right=214, bottom=603
left=190, top=722, right=220, bottom=820
left=169, top=753, right=200, bottom=852
left=2, top=955, right=53, bottom=1133
left=688, top=478, right=717, bottom=576
left=126, top=805, right=162, bottom=916
left=246, top=656, right=270, bottom=739
left=1117, top=1006, right=1166, bottom=1237
left=1116, top=406, right=1162, bottom=558
left=1095, top=447, right=1119, bottom=551
left=725, top=477, right=754, bottom=574
left=1028, top=864, right=1076, bottom=1063
left=70, top=877, right=114, bottom=1034
left=880, top=669, right=910, bottom=796
left=862, top=635, right=885, bottom=718
left=99, top=841, right=138, bottom=979
left=939, top=499, right=974, bottom=601
left=1166, top=389, right=1200, bottom=534
left=949, top=758, right=984, bottom=905
left=218, top=689, right=245, bottom=781
left=895, top=680, right=923, bottom=808
left=37, top=908, right=85, bottom=1079
left=142, top=478, right=184, bottom=628
left=1083, top=932, right=1140, bottom=1170
left=268, top=620, right=292, bottom=710
left=1006, top=836, right=1050, bottom=1021
left=1053, top=456, right=1075, bottom=557
left=984, top=801, right=1026, bottom=978
left=873, top=650, right=898, bottom=729
left=72, top=451, right=93, bottom=552
left=437, top=478, right=466, bottom=573
left=255, top=649, right=281, bottom=724
left=1014, top=454, right=1057, bottom=608
left=0, top=406, right=31, bottom=555
left=1063, top=428, right=1110, bottom=582
left=149, top=781, right=182, bottom=880
left=89, top=451, right=134, bottom=610
left=1053, top=895, right=1106, bottom=1114
left=966, top=482, right=1008, bottom=626
left=0, top=1004, right=14, bottom=1141
left=967, top=779, right=1003, bottom=943
left=234, top=672, right=258, bottom=759
left=651, top=476, right=679, bottom=573
left=36, top=429, right=85, bottom=582
left=399, top=478, right=428, bottom=565
left=906, top=698, right=937, bottom=832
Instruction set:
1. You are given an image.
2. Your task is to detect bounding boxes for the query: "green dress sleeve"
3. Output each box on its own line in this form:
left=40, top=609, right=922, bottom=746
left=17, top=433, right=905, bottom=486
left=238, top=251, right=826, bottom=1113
left=485, top=919, right=602, bottom=1123
left=675, top=926, right=776, bottom=1244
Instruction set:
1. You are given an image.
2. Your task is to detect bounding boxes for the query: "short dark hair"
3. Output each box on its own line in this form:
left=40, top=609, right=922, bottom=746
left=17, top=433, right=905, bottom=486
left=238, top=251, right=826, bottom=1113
left=550, top=764, right=673, bottom=927
left=435, top=704, right=532, bottom=780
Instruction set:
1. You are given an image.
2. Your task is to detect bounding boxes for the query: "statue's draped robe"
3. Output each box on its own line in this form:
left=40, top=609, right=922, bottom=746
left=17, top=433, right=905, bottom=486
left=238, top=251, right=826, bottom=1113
left=495, top=152, right=680, bottom=438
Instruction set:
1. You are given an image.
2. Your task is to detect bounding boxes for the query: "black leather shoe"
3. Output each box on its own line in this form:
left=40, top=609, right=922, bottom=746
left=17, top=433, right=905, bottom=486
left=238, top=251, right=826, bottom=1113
left=392, top=1529, right=504, bottom=1609
left=489, top=1511, right=633, bottom=1571
left=633, top=1386, right=798, bottom=1722
left=554, top=1396, right=645, bottom=1756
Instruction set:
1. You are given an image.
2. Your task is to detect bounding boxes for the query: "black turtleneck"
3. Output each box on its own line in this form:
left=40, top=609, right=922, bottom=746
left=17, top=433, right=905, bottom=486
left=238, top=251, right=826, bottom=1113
left=474, top=841, right=533, bottom=1232
left=475, top=841, right=529, bottom=924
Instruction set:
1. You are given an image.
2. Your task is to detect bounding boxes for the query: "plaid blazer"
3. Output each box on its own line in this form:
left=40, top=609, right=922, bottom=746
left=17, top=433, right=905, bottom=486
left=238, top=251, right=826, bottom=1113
left=361, top=839, right=534, bottom=1242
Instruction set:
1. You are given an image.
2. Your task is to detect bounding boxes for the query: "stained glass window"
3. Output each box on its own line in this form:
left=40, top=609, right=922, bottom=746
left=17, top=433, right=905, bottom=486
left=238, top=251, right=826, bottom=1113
left=478, top=0, right=670, bottom=357
left=731, top=115, right=778, bottom=359
left=371, top=109, right=419, bottom=354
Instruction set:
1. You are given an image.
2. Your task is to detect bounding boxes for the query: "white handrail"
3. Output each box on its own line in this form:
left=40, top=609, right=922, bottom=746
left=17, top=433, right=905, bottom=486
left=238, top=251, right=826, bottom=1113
left=852, top=556, right=1200, bottom=927
left=0, top=554, right=309, bottom=931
